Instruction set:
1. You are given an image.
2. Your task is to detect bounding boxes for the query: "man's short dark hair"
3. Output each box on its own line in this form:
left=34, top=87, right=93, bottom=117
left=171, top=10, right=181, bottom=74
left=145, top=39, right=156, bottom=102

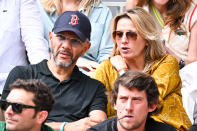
left=9, top=79, right=54, bottom=113
left=110, top=71, right=159, bottom=108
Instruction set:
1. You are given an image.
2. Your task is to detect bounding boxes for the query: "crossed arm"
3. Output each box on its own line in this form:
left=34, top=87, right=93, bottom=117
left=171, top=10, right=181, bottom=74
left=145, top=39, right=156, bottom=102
left=46, top=110, right=107, bottom=131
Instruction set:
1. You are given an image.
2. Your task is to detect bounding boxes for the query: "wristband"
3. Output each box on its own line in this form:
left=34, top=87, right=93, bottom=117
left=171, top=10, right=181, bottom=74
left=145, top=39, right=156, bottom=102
left=119, top=70, right=126, bottom=76
left=60, top=122, right=67, bottom=131
left=179, top=58, right=185, bottom=69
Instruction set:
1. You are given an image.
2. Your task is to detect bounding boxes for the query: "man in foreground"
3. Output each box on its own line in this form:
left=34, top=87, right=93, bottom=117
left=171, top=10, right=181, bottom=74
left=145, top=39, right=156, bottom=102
left=2, top=11, right=107, bottom=131
left=88, top=71, right=176, bottom=131
left=0, top=79, right=55, bottom=131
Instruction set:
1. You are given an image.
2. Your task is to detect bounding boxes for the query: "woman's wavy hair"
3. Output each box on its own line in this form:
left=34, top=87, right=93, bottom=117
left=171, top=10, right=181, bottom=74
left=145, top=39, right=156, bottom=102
left=135, top=0, right=193, bottom=32
left=112, top=7, right=166, bottom=72
left=41, top=0, right=101, bottom=16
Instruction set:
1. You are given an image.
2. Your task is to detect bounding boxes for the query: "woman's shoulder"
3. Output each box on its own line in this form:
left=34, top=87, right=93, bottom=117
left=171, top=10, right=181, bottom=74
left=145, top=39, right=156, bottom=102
left=151, top=55, right=179, bottom=71
left=98, top=59, right=112, bottom=68
left=93, top=2, right=111, bottom=11
left=159, top=54, right=178, bottom=64
left=95, top=59, right=117, bottom=75
left=184, top=3, right=197, bottom=31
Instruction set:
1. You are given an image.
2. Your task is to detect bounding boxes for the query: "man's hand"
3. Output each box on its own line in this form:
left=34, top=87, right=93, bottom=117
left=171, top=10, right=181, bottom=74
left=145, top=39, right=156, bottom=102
left=64, top=117, right=100, bottom=131
left=46, top=111, right=106, bottom=131
left=46, top=118, right=97, bottom=131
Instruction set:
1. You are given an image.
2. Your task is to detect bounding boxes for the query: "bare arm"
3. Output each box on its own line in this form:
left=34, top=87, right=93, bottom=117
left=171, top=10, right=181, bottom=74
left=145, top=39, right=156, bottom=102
left=46, top=110, right=107, bottom=131
left=20, top=0, right=49, bottom=63
left=165, top=22, right=197, bottom=65
left=186, top=22, right=197, bottom=64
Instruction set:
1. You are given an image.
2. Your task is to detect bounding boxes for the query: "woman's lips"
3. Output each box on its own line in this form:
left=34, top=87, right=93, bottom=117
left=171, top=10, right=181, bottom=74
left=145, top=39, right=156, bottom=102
left=121, top=47, right=130, bottom=53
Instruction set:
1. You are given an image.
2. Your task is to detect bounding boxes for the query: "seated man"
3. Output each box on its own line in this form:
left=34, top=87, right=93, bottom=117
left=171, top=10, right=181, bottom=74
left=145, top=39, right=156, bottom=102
left=88, top=71, right=176, bottom=131
left=1, top=11, right=107, bottom=131
left=0, top=79, right=55, bottom=131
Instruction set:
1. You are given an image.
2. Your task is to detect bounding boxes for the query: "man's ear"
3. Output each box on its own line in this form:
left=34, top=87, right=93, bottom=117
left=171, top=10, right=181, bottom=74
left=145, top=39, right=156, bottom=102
left=36, top=111, right=48, bottom=125
left=148, top=103, right=157, bottom=113
left=48, top=32, right=53, bottom=52
left=81, top=42, right=91, bottom=56
left=49, top=31, right=52, bottom=41
left=114, top=103, right=117, bottom=110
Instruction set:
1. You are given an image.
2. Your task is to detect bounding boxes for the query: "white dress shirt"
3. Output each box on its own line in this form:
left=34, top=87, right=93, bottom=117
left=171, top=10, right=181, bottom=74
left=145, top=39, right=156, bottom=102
left=0, top=0, right=49, bottom=93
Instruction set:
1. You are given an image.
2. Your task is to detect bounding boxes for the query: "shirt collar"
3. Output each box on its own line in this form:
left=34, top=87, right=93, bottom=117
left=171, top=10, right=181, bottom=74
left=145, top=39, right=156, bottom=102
left=38, top=60, right=82, bottom=81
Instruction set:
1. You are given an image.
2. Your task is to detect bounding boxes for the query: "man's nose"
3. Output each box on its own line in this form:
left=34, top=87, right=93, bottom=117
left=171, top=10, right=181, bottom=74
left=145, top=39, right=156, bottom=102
left=61, top=39, right=72, bottom=50
left=5, top=105, right=14, bottom=115
left=125, top=99, right=134, bottom=111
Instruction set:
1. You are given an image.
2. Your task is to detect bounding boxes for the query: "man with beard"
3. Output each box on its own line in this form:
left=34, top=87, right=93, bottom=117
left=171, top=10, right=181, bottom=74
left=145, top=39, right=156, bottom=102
left=88, top=71, right=176, bottom=131
left=1, top=11, right=107, bottom=131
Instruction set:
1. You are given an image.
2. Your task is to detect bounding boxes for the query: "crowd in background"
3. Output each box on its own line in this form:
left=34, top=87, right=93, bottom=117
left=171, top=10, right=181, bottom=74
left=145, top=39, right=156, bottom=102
left=0, top=0, right=197, bottom=131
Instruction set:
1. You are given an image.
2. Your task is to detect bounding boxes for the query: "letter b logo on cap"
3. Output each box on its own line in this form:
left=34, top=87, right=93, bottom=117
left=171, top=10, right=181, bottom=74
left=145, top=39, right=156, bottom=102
left=69, top=15, right=79, bottom=26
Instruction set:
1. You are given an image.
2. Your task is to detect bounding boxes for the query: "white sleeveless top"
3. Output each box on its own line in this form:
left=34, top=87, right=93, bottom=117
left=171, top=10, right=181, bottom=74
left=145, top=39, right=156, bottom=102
left=162, top=4, right=197, bottom=59
left=146, top=3, right=197, bottom=59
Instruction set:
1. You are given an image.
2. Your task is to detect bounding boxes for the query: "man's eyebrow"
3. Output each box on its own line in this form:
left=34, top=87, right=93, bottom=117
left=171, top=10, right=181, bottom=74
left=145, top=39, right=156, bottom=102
left=132, top=96, right=144, bottom=99
left=56, top=32, right=64, bottom=35
left=118, top=95, right=127, bottom=97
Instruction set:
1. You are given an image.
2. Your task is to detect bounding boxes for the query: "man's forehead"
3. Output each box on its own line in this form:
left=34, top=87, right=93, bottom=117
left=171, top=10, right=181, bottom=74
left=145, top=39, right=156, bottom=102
left=7, top=89, right=34, bottom=103
left=55, top=31, right=78, bottom=37
left=118, top=85, right=146, bottom=98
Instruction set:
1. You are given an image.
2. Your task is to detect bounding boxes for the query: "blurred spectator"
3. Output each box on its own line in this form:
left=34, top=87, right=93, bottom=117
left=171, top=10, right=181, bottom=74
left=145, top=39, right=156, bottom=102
left=0, top=0, right=50, bottom=94
left=180, top=61, right=197, bottom=123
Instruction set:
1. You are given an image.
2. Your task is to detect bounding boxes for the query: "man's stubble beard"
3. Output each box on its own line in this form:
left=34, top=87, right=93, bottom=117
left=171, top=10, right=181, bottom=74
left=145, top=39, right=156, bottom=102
left=118, top=117, right=142, bottom=130
left=52, top=49, right=83, bottom=68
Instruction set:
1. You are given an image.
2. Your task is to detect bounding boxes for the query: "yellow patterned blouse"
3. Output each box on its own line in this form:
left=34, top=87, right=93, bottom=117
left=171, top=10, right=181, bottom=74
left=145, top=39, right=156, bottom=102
left=93, top=55, right=191, bottom=131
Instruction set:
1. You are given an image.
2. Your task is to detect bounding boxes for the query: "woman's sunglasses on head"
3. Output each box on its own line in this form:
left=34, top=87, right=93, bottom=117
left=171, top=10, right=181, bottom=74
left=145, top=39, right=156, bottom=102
left=113, top=30, right=138, bottom=40
left=0, top=100, right=38, bottom=114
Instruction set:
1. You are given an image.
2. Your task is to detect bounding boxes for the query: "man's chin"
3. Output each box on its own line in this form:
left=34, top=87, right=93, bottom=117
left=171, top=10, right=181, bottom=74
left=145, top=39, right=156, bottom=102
left=58, top=62, right=73, bottom=68
left=119, top=119, right=137, bottom=130
left=55, top=60, right=73, bottom=68
left=6, top=123, right=18, bottom=131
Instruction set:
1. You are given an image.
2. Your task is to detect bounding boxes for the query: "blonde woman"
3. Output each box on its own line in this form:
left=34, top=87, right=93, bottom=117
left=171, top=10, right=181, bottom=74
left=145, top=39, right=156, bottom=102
left=94, top=7, right=191, bottom=131
left=37, top=0, right=113, bottom=75
left=126, top=0, right=197, bottom=68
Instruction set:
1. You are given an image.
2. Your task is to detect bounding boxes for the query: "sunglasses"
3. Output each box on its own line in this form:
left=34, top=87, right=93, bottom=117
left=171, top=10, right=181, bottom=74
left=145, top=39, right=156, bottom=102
left=113, top=30, right=138, bottom=40
left=55, top=34, right=83, bottom=47
left=0, top=100, right=38, bottom=114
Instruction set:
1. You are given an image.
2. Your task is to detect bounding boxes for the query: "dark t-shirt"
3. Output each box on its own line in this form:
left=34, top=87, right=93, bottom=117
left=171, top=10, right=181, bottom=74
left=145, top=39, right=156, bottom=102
left=2, top=60, right=107, bottom=122
left=87, top=117, right=176, bottom=131
left=189, top=124, right=197, bottom=131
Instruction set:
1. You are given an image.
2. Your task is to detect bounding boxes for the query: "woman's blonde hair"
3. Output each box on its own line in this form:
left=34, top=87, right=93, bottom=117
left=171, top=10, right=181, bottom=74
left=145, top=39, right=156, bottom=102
left=41, top=0, right=101, bottom=16
left=112, top=7, right=166, bottom=72
left=135, top=0, right=193, bottom=32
